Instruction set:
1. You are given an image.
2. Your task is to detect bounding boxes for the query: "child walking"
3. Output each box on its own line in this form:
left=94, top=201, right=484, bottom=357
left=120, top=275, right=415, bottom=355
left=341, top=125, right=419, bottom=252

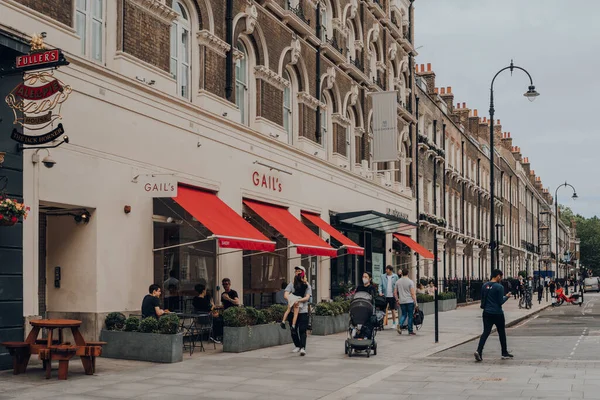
left=281, top=271, right=308, bottom=329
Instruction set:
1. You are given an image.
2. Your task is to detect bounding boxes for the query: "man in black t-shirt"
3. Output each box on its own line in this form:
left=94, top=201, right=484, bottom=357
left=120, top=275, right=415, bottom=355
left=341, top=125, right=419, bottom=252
left=141, top=284, right=170, bottom=319
left=220, top=278, right=240, bottom=309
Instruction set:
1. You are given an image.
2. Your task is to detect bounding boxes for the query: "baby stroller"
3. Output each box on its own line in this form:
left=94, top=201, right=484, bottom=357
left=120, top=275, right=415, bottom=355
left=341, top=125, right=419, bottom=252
left=345, top=291, right=378, bottom=357
left=374, top=295, right=386, bottom=331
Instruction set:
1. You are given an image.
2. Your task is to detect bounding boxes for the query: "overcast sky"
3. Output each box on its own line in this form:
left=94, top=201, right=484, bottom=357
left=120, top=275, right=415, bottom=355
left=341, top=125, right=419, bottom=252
left=415, top=0, right=599, bottom=218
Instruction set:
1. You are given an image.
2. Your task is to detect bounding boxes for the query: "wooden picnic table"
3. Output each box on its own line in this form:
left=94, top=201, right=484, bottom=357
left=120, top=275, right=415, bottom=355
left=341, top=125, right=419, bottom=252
left=1, top=319, right=105, bottom=380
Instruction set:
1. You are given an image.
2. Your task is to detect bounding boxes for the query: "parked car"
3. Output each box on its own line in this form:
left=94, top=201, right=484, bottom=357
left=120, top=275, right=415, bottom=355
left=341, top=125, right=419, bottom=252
left=583, top=277, right=600, bottom=293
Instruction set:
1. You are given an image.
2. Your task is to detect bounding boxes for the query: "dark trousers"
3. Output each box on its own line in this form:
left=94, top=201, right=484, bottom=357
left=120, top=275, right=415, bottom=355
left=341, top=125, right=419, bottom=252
left=476, top=312, right=507, bottom=356
left=288, top=313, right=308, bottom=349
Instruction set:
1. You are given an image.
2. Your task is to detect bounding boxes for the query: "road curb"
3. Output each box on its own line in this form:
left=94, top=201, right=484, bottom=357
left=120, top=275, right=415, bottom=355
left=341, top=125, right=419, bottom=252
left=412, top=303, right=552, bottom=359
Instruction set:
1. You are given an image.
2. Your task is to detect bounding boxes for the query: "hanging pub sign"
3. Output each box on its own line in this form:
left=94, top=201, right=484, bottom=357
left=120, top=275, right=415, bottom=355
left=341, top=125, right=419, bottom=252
left=4, top=34, right=71, bottom=145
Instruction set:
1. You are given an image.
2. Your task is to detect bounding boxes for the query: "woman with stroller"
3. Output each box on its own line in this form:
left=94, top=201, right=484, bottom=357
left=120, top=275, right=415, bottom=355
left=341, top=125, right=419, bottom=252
left=356, top=272, right=377, bottom=298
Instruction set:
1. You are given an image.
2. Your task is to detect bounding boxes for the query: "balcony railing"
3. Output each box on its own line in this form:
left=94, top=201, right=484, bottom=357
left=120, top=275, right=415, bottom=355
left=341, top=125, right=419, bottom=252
left=372, top=76, right=384, bottom=89
left=287, top=1, right=309, bottom=25
left=325, top=35, right=344, bottom=55
left=349, top=56, right=363, bottom=71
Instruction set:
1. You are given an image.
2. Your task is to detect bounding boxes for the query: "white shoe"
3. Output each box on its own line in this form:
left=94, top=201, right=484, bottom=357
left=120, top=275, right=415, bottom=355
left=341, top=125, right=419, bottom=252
left=292, top=347, right=301, bottom=353
left=300, top=348, right=306, bottom=356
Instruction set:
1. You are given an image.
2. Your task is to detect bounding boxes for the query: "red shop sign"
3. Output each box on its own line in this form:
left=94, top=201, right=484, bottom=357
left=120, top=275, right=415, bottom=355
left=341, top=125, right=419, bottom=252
left=252, top=171, right=282, bottom=193
left=16, top=49, right=60, bottom=69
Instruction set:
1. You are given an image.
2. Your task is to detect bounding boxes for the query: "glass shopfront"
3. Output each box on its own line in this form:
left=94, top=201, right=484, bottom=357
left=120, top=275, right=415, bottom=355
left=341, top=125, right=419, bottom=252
left=242, top=205, right=287, bottom=308
left=153, top=198, right=217, bottom=311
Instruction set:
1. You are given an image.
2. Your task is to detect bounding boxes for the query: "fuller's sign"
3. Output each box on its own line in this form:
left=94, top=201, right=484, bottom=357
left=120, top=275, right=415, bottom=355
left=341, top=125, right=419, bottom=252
left=3, top=34, right=71, bottom=145
left=16, top=49, right=60, bottom=69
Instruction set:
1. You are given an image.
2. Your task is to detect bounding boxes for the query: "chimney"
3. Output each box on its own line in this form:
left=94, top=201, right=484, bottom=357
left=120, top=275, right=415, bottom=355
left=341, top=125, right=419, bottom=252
left=511, top=143, right=522, bottom=161
left=416, top=62, right=436, bottom=95
left=521, top=157, right=531, bottom=177
left=440, top=86, right=454, bottom=113
left=501, top=131, right=513, bottom=151
left=454, top=101, right=470, bottom=127
left=493, top=120, right=502, bottom=144
left=468, top=109, right=480, bottom=137
left=478, top=117, right=489, bottom=144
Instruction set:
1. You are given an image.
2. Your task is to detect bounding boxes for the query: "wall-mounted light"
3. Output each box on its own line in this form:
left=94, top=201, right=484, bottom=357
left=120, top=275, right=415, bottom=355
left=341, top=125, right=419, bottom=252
left=32, top=149, right=56, bottom=168
left=74, top=210, right=91, bottom=224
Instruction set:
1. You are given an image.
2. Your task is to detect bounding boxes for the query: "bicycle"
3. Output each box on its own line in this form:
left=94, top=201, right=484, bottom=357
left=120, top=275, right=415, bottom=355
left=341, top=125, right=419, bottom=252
left=518, top=287, right=532, bottom=309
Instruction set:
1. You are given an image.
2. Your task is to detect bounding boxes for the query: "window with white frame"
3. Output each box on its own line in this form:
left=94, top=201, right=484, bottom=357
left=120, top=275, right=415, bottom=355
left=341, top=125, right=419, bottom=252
left=320, top=99, right=328, bottom=147
left=171, top=1, right=191, bottom=98
left=235, top=41, right=249, bottom=125
left=283, top=70, right=292, bottom=137
left=76, top=0, right=104, bottom=62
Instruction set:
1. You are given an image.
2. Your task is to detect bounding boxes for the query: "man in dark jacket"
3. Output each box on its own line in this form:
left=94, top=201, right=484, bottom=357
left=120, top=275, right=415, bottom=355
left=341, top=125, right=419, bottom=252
left=474, top=269, right=513, bottom=362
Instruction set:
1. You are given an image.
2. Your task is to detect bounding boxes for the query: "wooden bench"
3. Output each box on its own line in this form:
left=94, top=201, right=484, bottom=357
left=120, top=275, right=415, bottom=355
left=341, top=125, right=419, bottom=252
left=80, top=341, right=106, bottom=374
left=1, top=342, right=30, bottom=375
left=41, top=345, right=77, bottom=380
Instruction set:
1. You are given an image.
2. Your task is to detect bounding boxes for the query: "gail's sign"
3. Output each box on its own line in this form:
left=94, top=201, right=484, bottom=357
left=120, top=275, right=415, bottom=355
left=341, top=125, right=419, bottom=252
left=252, top=171, right=282, bottom=193
left=142, top=177, right=178, bottom=197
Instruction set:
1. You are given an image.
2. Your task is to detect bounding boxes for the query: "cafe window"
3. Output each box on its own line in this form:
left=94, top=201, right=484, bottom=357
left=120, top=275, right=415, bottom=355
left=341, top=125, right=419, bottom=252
left=153, top=198, right=216, bottom=311
left=242, top=205, right=288, bottom=308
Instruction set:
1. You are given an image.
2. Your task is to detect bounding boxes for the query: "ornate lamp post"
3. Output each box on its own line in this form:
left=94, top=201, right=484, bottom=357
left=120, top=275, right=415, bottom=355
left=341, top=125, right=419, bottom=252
left=489, top=60, right=539, bottom=274
left=555, top=182, right=577, bottom=294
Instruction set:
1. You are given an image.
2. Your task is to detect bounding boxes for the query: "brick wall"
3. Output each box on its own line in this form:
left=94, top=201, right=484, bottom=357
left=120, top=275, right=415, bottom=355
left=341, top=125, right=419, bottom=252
left=259, top=81, right=284, bottom=126
left=121, top=0, right=171, bottom=73
left=15, top=0, right=72, bottom=27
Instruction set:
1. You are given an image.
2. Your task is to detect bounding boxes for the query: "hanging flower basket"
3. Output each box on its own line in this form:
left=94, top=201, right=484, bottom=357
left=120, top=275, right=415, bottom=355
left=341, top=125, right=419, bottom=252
left=0, top=197, right=29, bottom=227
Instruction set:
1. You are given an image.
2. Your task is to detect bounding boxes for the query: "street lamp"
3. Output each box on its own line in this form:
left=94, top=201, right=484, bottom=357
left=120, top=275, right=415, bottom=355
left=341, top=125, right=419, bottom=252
left=489, top=60, right=538, bottom=275
left=555, top=182, right=577, bottom=294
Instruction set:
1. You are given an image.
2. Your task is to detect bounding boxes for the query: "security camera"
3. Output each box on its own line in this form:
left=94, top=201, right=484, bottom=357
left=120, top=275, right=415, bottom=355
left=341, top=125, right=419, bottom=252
left=42, top=155, right=56, bottom=168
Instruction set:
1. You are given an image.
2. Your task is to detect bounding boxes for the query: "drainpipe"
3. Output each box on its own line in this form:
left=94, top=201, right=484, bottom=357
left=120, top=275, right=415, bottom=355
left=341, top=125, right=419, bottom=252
left=315, top=5, right=322, bottom=143
left=443, top=123, right=447, bottom=284
left=415, top=96, right=420, bottom=281
left=225, top=0, right=233, bottom=100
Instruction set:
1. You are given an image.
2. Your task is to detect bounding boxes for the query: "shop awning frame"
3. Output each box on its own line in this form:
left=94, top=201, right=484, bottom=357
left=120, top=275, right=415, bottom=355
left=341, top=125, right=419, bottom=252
left=301, top=211, right=364, bottom=256
left=243, top=200, right=338, bottom=257
left=172, top=186, right=276, bottom=252
left=332, top=210, right=416, bottom=233
left=393, top=233, right=435, bottom=260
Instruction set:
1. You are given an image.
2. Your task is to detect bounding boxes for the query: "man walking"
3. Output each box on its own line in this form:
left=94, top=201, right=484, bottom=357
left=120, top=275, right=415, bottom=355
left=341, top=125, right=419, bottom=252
left=285, top=266, right=312, bottom=356
left=474, top=269, right=513, bottom=362
left=394, top=268, right=417, bottom=335
left=379, top=265, right=399, bottom=327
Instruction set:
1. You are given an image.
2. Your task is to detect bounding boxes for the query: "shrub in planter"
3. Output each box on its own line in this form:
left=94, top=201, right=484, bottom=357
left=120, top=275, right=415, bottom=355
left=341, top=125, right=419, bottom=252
left=223, top=307, right=254, bottom=327
left=437, top=291, right=457, bottom=300
left=123, top=316, right=139, bottom=332
left=264, top=304, right=286, bottom=323
left=139, top=317, right=159, bottom=333
left=315, top=302, right=335, bottom=316
left=416, top=293, right=434, bottom=303
left=158, top=314, right=180, bottom=334
left=105, top=312, right=126, bottom=331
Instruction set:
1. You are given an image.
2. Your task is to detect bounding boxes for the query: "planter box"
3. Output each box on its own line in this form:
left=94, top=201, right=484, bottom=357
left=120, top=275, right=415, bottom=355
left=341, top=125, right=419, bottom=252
left=439, top=298, right=457, bottom=312
left=223, top=323, right=293, bottom=353
left=100, top=330, right=183, bottom=363
left=311, top=313, right=349, bottom=336
left=417, top=299, right=457, bottom=315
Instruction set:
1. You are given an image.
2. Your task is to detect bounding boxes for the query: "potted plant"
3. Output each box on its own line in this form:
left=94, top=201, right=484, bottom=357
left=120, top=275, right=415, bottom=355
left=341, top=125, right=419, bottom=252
left=222, top=305, right=293, bottom=353
left=416, top=293, right=435, bottom=316
left=100, top=313, right=183, bottom=363
left=311, top=299, right=350, bottom=336
left=0, top=197, right=29, bottom=227
left=437, top=291, right=457, bottom=312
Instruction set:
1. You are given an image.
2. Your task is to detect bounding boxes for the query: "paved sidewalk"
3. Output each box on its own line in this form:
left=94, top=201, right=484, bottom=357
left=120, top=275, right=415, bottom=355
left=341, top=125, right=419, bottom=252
left=0, top=298, right=551, bottom=399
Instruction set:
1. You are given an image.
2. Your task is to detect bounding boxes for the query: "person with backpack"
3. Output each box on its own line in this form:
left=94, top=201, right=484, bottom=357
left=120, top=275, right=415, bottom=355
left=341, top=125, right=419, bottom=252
left=474, top=269, right=513, bottom=362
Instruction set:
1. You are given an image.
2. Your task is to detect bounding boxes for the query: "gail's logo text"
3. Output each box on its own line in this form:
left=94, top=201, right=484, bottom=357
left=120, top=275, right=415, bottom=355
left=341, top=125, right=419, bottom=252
left=252, top=171, right=282, bottom=192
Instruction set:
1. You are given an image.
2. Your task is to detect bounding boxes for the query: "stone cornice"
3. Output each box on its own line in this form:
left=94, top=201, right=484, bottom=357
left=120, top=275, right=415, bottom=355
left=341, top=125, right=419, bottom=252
left=254, top=66, right=289, bottom=90
left=297, top=92, right=326, bottom=110
left=332, top=113, right=351, bottom=128
left=126, top=0, right=178, bottom=25
left=197, top=30, right=231, bottom=58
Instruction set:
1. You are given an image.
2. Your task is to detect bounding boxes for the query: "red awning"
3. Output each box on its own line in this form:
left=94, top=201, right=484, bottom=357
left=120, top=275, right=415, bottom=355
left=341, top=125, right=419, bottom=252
left=173, top=186, right=275, bottom=252
left=243, top=200, right=338, bottom=257
left=393, top=233, right=435, bottom=260
left=301, top=212, right=364, bottom=256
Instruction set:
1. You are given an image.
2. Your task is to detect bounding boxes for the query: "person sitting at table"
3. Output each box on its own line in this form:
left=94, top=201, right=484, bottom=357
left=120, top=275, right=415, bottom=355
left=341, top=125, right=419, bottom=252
left=221, top=278, right=240, bottom=309
left=193, top=283, right=222, bottom=344
left=142, top=284, right=170, bottom=319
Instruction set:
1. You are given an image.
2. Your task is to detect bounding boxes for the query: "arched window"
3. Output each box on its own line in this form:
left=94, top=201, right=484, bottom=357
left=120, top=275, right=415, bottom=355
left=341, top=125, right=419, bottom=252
left=171, top=1, right=191, bottom=98
left=369, top=45, right=377, bottom=82
left=283, top=70, right=292, bottom=138
left=320, top=1, right=333, bottom=41
left=235, top=41, right=249, bottom=125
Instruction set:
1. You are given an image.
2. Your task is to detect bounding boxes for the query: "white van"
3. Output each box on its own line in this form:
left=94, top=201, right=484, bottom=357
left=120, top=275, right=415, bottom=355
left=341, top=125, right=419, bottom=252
left=583, top=277, right=600, bottom=293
